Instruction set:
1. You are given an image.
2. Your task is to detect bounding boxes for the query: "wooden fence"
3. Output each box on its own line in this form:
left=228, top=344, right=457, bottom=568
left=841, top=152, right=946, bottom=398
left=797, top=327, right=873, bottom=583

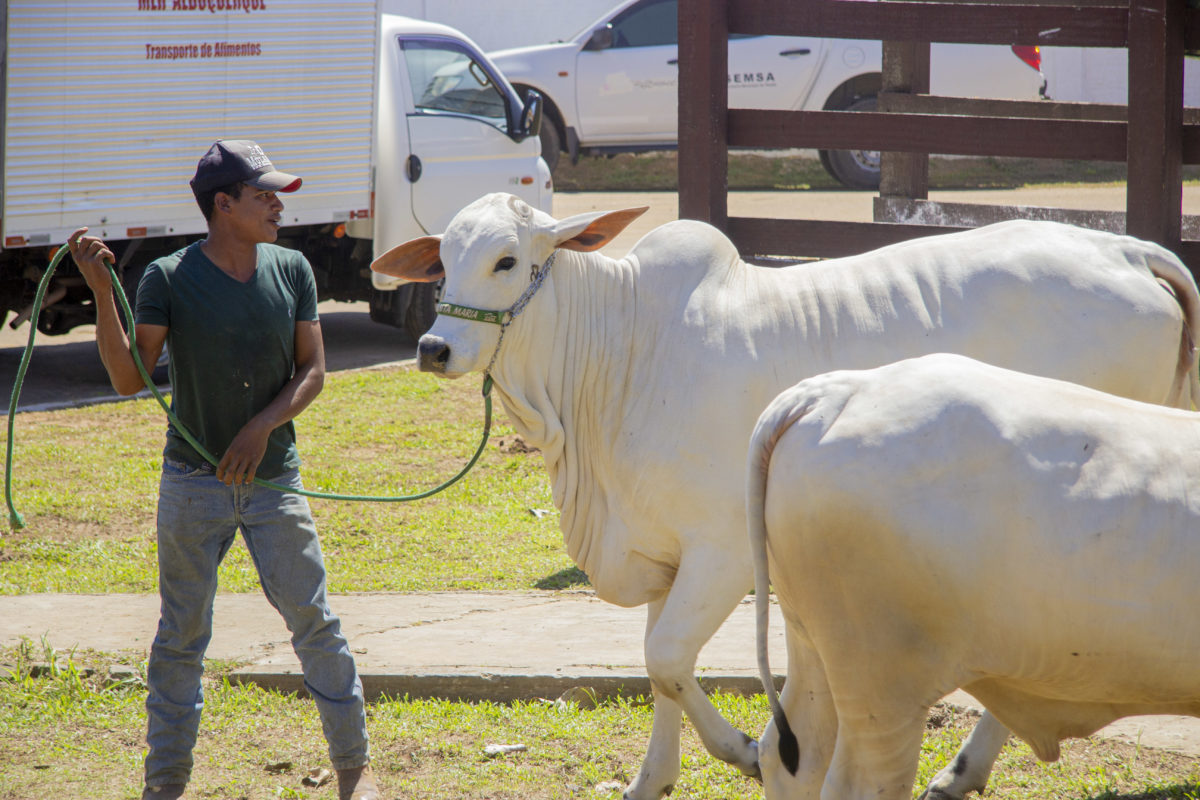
left=677, top=0, right=1200, bottom=273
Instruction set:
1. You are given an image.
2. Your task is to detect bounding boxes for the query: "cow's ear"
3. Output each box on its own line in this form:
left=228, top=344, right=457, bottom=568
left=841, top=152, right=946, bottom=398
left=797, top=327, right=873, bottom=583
left=371, top=236, right=445, bottom=282
left=553, top=207, right=649, bottom=252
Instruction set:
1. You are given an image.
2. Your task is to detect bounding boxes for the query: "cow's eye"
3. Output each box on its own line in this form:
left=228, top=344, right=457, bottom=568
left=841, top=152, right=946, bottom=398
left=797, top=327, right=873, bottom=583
left=494, top=256, right=516, bottom=273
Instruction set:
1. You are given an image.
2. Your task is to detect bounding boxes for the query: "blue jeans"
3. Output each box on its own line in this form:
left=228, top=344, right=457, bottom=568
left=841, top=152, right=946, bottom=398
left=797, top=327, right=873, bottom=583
left=144, top=459, right=368, bottom=788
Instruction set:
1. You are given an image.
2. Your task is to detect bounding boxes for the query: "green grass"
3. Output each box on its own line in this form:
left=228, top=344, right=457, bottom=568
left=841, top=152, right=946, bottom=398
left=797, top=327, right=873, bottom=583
left=0, top=364, right=577, bottom=595
left=6, top=367, right=1200, bottom=797
left=3, top=641, right=1200, bottom=799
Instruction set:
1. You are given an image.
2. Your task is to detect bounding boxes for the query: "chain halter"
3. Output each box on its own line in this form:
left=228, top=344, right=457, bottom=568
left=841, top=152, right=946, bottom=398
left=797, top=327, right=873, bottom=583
left=435, top=250, right=559, bottom=377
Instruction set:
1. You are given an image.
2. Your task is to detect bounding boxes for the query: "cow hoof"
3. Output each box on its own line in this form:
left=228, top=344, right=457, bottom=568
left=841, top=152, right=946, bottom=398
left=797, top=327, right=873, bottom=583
left=917, top=789, right=962, bottom=800
left=623, top=783, right=673, bottom=800
left=729, top=738, right=758, bottom=782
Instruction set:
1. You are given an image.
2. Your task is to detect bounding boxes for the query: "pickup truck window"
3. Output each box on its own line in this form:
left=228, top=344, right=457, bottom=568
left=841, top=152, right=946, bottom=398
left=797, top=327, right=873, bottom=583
left=608, top=0, right=754, bottom=48
left=610, top=0, right=674, bottom=48
left=400, top=40, right=508, bottom=130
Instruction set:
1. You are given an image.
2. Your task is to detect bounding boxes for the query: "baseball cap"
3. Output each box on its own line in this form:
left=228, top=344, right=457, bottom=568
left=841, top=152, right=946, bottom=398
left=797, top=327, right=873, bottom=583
left=189, top=139, right=302, bottom=197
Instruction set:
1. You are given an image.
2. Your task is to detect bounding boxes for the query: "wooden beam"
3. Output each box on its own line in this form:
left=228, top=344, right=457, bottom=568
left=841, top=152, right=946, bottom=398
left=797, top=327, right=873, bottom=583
left=877, top=93, right=1134, bottom=121
left=874, top=95, right=1200, bottom=163
left=730, top=0, right=1129, bottom=47
left=875, top=197, right=1130, bottom=233
left=678, top=0, right=729, bottom=229
left=875, top=197, right=1200, bottom=237
left=1186, top=124, right=1200, bottom=165
left=1178, top=240, right=1200, bottom=281
left=729, top=109, right=1127, bottom=160
left=933, top=0, right=1122, bottom=5
left=727, top=217, right=970, bottom=260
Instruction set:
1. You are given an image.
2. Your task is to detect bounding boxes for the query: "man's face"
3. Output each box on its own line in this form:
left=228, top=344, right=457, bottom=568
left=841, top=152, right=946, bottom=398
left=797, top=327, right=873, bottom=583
left=222, top=184, right=285, bottom=243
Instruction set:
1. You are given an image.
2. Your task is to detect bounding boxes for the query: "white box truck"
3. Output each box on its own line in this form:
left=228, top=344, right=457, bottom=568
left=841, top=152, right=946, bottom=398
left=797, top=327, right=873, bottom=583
left=0, top=0, right=550, bottom=341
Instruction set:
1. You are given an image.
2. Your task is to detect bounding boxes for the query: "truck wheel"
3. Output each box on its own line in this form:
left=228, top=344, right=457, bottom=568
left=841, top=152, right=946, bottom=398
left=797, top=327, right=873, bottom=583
left=539, top=121, right=561, bottom=172
left=819, top=96, right=881, bottom=190
left=405, top=279, right=444, bottom=340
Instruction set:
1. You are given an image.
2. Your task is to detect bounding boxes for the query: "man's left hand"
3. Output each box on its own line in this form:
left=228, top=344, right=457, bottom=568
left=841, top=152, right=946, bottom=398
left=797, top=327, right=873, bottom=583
left=217, top=422, right=271, bottom=485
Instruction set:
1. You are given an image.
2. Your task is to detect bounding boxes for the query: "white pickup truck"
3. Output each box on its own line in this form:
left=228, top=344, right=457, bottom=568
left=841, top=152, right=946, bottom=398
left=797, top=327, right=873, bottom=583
left=1, top=2, right=549, bottom=342
left=489, top=0, right=1047, bottom=189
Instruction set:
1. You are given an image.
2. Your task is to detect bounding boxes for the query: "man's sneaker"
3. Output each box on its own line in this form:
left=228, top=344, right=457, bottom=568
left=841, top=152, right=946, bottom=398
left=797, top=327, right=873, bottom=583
left=336, top=763, right=380, bottom=800
left=141, top=785, right=186, bottom=800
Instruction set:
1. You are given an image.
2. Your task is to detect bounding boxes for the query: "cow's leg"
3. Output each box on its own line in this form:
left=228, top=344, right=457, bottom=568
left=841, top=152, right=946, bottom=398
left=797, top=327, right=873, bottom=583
left=641, top=550, right=758, bottom=780
left=759, top=626, right=837, bottom=800
left=819, top=700, right=926, bottom=800
left=625, top=596, right=683, bottom=800
left=917, top=711, right=1008, bottom=800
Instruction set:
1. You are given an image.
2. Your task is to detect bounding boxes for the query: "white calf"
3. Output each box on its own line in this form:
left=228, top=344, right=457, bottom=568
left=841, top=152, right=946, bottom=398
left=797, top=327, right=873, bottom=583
left=750, top=353, right=1200, bottom=800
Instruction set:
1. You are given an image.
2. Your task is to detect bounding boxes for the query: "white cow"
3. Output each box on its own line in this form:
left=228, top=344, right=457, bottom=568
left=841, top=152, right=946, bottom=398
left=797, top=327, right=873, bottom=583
left=748, top=353, right=1200, bottom=800
left=372, top=193, right=1199, bottom=800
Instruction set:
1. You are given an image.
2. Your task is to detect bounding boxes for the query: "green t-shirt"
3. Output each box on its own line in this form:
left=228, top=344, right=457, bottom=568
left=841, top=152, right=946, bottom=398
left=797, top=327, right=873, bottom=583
left=135, top=242, right=319, bottom=478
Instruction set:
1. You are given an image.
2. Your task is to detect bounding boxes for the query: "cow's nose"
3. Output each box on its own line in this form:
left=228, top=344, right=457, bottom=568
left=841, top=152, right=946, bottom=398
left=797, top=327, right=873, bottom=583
left=417, top=335, right=450, bottom=373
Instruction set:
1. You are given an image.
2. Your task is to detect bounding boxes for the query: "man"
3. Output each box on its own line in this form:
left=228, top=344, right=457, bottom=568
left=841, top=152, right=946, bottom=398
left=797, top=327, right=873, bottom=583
left=70, top=140, right=379, bottom=800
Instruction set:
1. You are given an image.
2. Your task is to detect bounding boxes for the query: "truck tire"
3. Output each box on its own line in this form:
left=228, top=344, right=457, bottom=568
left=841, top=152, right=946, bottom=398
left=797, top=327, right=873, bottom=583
left=818, top=96, right=881, bottom=190
left=539, top=120, right=561, bottom=172
left=369, top=286, right=409, bottom=328
left=405, top=279, right=444, bottom=340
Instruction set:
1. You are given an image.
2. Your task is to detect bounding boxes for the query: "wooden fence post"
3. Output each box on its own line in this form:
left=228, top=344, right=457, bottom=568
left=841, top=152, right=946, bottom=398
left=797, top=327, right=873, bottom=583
left=1127, top=0, right=1185, bottom=248
left=678, top=0, right=728, bottom=228
left=879, top=40, right=930, bottom=199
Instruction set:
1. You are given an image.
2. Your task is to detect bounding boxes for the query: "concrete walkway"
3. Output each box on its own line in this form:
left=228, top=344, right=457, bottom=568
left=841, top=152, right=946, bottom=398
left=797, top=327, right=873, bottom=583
left=4, top=590, right=1200, bottom=758
left=0, top=591, right=775, bottom=702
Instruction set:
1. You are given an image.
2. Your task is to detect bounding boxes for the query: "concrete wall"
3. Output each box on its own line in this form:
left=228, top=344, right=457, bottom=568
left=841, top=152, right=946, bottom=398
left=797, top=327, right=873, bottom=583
left=379, top=0, right=617, bottom=52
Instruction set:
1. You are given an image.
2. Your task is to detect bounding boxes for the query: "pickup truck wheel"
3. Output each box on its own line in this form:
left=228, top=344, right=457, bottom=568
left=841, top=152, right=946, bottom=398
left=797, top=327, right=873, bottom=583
left=539, top=121, right=561, bottom=172
left=404, top=279, right=444, bottom=340
left=819, top=96, right=881, bottom=190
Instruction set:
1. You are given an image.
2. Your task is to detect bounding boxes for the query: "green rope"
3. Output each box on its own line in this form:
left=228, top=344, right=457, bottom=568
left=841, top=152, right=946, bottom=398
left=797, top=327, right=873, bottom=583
left=5, top=243, right=493, bottom=529
left=3, top=245, right=70, bottom=528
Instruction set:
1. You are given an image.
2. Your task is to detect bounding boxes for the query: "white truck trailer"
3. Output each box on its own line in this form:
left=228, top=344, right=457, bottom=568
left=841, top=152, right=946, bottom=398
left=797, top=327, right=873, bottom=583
left=0, top=0, right=550, bottom=341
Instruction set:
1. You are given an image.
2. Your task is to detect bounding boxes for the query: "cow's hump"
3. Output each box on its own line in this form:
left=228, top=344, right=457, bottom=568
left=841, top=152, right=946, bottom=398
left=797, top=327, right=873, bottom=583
left=627, top=219, right=742, bottom=277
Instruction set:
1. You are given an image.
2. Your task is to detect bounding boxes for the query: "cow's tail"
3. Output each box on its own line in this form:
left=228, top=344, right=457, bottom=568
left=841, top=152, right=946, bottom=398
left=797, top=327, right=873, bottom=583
left=1147, top=247, right=1200, bottom=409
left=748, top=395, right=814, bottom=778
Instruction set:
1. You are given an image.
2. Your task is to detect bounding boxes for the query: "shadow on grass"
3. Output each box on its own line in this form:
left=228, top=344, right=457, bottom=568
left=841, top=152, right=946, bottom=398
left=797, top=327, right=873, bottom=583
left=535, top=566, right=590, bottom=590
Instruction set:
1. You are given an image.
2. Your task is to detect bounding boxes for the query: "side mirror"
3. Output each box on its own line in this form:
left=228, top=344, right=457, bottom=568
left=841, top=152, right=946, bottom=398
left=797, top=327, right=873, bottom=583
left=584, top=25, right=614, bottom=51
left=513, top=90, right=543, bottom=142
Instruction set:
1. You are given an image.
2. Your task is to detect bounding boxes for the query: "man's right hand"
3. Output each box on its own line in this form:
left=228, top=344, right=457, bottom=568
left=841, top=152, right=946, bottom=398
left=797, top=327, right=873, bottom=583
left=69, top=226, right=117, bottom=294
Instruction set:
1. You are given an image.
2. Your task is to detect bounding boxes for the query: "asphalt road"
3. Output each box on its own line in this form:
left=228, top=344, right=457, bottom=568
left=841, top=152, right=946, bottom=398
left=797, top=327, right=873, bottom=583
left=5, top=185, right=1199, bottom=413
left=0, top=300, right=416, bottom=413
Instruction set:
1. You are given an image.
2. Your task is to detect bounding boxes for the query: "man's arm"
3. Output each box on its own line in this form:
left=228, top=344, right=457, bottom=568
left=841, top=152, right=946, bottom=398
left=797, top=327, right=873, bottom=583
left=69, top=227, right=168, bottom=395
left=216, top=318, right=326, bottom=485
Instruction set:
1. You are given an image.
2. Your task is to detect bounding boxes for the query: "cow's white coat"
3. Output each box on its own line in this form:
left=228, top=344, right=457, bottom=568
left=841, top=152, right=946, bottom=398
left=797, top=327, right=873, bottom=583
left=749, top=353, right=1200, bottom=800
left=372, top=194, right=1199, bottom=800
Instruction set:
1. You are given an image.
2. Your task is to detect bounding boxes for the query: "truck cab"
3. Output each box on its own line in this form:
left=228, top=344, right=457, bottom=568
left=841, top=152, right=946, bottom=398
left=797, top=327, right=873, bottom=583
left=357, top=15, right=552, bottom=336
